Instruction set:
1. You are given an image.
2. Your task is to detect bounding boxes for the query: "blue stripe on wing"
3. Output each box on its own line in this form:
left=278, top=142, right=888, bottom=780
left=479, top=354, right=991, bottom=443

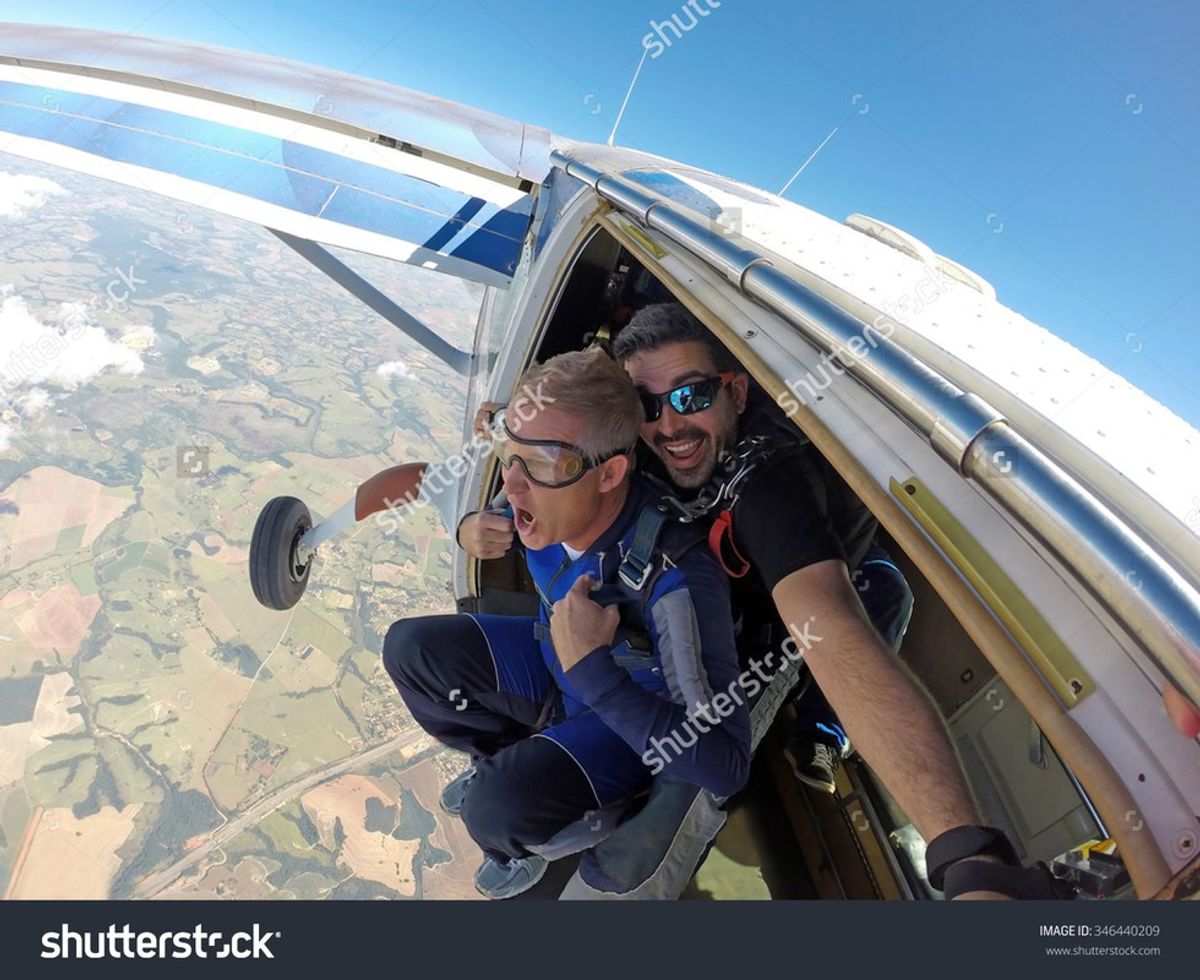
left=0, top=80, right=533, bottom=278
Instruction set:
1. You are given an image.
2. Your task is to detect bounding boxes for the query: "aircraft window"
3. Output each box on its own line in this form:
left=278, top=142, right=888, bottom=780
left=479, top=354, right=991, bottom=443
left=462, top=232, right=536, bottom=454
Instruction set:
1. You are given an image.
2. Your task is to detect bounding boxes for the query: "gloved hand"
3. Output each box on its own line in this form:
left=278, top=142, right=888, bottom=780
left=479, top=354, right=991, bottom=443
left=943, top=857, right=1073, bottom=900
left=927, top=825, right=1073, bottom=900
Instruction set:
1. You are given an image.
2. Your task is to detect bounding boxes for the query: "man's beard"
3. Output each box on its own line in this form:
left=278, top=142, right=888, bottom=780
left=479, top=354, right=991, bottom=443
left=654, top=429, right=718, bottom=489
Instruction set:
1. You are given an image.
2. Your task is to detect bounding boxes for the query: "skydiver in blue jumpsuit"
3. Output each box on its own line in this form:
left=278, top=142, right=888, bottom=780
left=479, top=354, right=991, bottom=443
left=383, top=348, right=749, bottom=898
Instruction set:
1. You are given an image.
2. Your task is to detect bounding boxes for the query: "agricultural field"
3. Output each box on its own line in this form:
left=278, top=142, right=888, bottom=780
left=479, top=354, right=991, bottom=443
left=0, top=155, right=482, bottom=899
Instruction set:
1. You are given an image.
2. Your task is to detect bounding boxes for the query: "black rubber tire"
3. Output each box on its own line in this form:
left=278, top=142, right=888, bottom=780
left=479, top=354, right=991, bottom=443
left=249, top=496, right=312, bottom=610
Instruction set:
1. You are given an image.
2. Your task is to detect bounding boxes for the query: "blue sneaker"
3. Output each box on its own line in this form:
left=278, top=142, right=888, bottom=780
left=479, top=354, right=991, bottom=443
left=473, top=854, right=548, bottom=899
left=439, top=767, right=475, bottom=817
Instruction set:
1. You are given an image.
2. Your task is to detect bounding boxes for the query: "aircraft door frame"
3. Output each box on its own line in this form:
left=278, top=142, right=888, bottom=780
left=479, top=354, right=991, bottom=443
left=450, top=191, right=612, bottom=603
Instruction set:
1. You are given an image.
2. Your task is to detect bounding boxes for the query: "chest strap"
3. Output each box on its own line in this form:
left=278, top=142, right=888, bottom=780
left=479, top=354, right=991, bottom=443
left=536, top=496, right=707, bottom=652
left=533, top=585, right=645, bottom=645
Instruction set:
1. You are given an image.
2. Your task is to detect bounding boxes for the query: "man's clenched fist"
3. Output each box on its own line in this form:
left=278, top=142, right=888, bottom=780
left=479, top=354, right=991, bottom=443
left=456, top=510, right=515, bottom=560
left=550, top=575, right=620, bottom=671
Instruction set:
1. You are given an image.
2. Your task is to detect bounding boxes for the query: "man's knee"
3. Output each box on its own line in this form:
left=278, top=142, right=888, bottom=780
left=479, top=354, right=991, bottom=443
left=460, top=756, right=530, bottom=858
left=381, top=616, right=443, bottom=690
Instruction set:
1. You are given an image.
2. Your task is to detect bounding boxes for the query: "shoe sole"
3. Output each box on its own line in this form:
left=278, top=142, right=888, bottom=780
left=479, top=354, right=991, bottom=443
left=474, top=858, right=548, bottom=900
left=792, top=769, right=837, bottom=795
left=439, top=770, right=475, bottom=818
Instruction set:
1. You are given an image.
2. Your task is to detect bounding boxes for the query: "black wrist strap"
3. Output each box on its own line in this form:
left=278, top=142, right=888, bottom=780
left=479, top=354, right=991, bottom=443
left=926, top=825, right=1020, bottom=891
left=943, top=859, right=1069, bottom=900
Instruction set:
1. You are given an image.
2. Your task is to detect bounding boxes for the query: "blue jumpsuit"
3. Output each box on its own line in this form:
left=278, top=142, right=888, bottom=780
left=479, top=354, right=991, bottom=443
left=383, top=476, right=750, bottom=860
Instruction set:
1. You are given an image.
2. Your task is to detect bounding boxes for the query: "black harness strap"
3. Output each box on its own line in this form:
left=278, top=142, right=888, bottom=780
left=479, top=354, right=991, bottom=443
left=610, top=509, right=708, bottom=647
left=617, top=503, right=673, bottom=591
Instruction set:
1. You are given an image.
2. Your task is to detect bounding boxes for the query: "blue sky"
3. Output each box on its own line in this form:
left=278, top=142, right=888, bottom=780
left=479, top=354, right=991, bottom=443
left=4, top=0, right=1199, bottom=426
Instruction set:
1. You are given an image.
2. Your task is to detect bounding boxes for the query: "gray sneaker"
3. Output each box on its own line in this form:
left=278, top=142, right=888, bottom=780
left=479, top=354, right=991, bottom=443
left=473, top=854, right=548, bottom=900
left=440, top=766, right=476, bottom=817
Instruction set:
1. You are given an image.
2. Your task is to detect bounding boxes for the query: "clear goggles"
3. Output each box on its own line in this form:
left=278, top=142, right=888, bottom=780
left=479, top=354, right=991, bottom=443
left=492, top=413, right=629, bottom=488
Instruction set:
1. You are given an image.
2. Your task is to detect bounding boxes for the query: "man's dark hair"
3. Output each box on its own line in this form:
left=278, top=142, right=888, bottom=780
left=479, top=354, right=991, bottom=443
left=612, top=302, right=740, bottom=373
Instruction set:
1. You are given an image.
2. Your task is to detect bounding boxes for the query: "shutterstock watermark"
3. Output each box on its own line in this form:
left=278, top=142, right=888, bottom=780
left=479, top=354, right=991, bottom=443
left=642, top=0, right=721, bottom=58
left=642, top=618, right=821, bottom=774
left=775, top=263, right=956, bottom=417
left=776, top=318, right=895, bottom=417
left=1185, top=497, right=1200, bottom=532
left=374, top=381, right=554, bottom=534
left=41, top=923, right=280, bottom=960
left=104, top=262, right=146, bottom=310
left=176, top=445, right=211, bottom=479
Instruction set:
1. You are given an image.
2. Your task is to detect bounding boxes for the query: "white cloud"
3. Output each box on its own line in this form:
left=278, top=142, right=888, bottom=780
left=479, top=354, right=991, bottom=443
left=18, top=387, right=51, bottom=416
left=0, top=289, right=150, bottom=393
left=376, top=360, right=411, bottom=380
left=0, top=422, right=9, bottom=452
left=0, top=171, right=67, bottom=218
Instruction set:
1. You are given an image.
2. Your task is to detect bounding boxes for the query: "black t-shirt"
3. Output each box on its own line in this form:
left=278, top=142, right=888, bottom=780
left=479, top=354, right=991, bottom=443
left=638, top=398, right=877, bottom=594
left=637, top=399, right=876, bottom=655
left=731, top=445, right=845, bottom=590
left=731, top=403, right=877, bottom=591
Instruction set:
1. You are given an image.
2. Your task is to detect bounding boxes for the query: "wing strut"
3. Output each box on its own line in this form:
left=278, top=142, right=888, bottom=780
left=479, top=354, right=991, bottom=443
left=269, top=229, right=474, bottom=375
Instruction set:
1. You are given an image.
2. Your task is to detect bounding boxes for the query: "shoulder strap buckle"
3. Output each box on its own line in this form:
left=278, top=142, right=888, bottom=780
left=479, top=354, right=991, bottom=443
left=658, top=493, right=704, bottom=523
left=618, top=557, right=655, bottom=591
left=616, top=499, right=672, bottom=591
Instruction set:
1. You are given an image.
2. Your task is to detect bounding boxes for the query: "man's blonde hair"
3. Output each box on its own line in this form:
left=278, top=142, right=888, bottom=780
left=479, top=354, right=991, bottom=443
left=511, top=347, right=642, bottom=459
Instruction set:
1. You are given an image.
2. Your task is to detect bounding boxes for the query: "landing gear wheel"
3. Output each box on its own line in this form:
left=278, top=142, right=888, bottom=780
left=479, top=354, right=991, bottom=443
left=249, top=496, right=312, bottom=610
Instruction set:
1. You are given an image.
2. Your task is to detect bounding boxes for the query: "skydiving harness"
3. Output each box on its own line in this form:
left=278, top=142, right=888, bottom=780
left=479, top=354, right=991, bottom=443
left=649, top=433, right=794, bottom=579
left=529, top=492, right=708, bottom=654
left=608, top=432, right=788, bottom=601
left=532, top=433, right=795, bottom=657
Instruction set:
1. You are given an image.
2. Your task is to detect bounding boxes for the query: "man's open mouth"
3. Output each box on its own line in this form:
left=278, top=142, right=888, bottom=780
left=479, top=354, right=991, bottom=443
left=661, top=436, right=706, bottom=468
left=513, top=505, right=536, bottom=535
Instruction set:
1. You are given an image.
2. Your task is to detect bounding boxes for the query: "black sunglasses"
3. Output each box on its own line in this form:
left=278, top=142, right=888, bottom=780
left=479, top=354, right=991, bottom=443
left=637, top=372, right=736, bottom=423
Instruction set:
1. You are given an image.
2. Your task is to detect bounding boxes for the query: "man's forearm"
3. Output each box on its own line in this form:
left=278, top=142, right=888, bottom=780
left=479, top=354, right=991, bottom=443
left=566, top=646, right=751, bottom=798
left=799, top=615, right=980, bottom=841
left=772, top=564, right=981, bottom=841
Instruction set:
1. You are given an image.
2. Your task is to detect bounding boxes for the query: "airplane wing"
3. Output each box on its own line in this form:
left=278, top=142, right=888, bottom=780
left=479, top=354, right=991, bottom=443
left=0, top=23, right=551, bottom=289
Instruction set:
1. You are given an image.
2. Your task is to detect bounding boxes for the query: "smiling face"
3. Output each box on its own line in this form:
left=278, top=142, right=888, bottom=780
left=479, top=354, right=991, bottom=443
left=499, top=404, right=630, bottom=552
left=623, top=340, right=748, bottom=489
